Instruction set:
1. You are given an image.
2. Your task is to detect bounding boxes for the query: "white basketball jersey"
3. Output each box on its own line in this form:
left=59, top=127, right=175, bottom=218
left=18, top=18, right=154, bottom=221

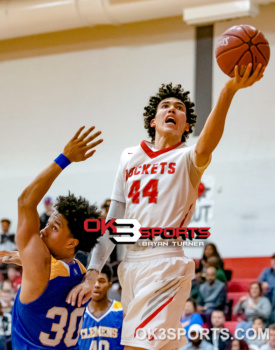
left=111, top=140, right=210, bottom=233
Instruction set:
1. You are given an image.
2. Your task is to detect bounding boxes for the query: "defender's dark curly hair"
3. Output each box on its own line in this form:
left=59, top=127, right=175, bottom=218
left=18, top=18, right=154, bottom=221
left=54, top=193, right=100, bottom=253
left=143, top=83, right=197, bottom=142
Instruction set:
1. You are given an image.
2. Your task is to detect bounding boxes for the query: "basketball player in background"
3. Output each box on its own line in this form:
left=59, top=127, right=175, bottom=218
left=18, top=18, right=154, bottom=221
left=78, top=264, right=124, bottom=350
left=11, top=126, right=103, bottom=349
left=72, top=64, right=265, bottom=350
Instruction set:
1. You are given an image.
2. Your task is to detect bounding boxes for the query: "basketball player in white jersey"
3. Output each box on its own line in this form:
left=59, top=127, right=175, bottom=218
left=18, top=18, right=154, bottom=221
left=67, top=63, right=265, bottom=350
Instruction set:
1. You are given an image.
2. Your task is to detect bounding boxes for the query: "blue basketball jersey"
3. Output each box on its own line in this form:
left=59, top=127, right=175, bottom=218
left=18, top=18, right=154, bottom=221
left=78, top=300, right=124, bottom=350
left=12, top=257, right=87, bottom=349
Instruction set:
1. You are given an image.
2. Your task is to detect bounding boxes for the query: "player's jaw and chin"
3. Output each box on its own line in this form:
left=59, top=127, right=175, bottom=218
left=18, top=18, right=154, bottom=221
left=92, top=280, right=110, bottom=301
left=151, top=97, right=189, bottom=146
left=92, top=290, right=104, bottom=301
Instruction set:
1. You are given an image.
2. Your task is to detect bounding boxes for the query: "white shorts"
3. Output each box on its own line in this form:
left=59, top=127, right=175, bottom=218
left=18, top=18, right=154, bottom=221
left=117, top=247, right=195, bottom=350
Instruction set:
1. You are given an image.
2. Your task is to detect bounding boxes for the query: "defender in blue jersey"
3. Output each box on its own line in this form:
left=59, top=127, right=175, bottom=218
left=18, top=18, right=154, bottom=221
left=12, top=126, right=103, bottom=349
left=79, top=265, right=124, bottom=350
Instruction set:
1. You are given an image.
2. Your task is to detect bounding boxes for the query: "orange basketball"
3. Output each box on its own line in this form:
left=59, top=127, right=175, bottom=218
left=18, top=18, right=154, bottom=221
left=215, top=24, right=270, bottom=77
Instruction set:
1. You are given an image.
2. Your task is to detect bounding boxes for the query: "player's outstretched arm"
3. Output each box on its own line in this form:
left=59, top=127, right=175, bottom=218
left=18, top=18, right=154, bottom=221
left=66, top=199, right=125, bottom=307
left=194, top=63, right=265, bottom=167
left=17, top=126, right=103, bottom=303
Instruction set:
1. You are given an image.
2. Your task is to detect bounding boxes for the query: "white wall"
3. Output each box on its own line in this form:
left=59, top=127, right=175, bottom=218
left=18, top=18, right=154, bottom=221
left=0, top=18, right=195, bottom=232
left=207, top=4, right=275, bottom=257
left=0, top=5, right=274, bottom=258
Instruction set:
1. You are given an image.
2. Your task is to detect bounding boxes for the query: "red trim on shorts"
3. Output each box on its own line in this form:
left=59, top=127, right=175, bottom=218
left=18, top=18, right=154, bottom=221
left=140, top=140, right=183, bottom=159
left=134, top=296, right=174, bottom=338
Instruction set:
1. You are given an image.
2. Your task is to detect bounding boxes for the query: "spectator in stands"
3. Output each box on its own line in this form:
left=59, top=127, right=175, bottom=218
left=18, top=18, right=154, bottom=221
left=39, top=196, right=53, bottom=229
left=270, top=289, right=275, bottom=324
left=0, top=219, right=16, bottom=251
left=193, top=245, right=227, bottom=300
left=197, top=267, right=227, bottom=326
left=7, top=264, right=22, bottom=292
left=258, top=254, right=275, bottom=301
left=180, top=325, right=214, bottom=350
left=199, top=244, right=224, bottom=276
left=190, top=277, right=201, bottom=300
left=207, top=311, right=232, bottom=350
left=0, top=280, right=14, bottom=314
left=100, top=198, right=111, bottom=219
left=0, top=303, right=12, bottom=350
left=233, top=282, right=272, bottom=324
left=260, top=323, right=275, bottom=350
left=0, top=219, right=16, bottom=278
left=207, top=257, right=227, bottom=283
left=181, top=298, right=203, bottom=340
left=226, top=339, right=249, bottom=350
left=243, top=317, right=267, bottom=349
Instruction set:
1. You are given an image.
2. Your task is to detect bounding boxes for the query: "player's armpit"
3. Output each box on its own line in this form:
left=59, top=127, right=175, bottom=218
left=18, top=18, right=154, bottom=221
left=189, top=147, right=211, bottom=188
left=194, top=150, right=211, bottom=168
left=19, top=235, right=51, bottom=303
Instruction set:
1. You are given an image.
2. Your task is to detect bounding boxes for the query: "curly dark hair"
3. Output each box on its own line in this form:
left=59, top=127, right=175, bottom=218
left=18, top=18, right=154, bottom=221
left=143, top=83, right=197, bottom=142
left=54, top=193, right=100, bottom=253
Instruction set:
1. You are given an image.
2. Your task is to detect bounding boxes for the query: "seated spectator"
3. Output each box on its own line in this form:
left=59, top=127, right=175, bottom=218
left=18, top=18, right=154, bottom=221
left=0, top=303, right=11, bottom=350
left=207, top=311, right=232, bottom=350
left=0, top=219, right=16, bottom=251
left=226, top=339, right=249, bottom=350
left=0, top=280, right=14, bottom=314
left=260, top=323, right=275, bottom=350
left=258, top=254, right=275, bottom=301
left=7, top=264, right=22, bottom=292
left=180, top=325, right=214, bottom=350
left=100, top=198, right=111, bottom=219
left=39, top=196, right=53, bottom=229
left=181, top=298, right=203, bottom=340
left=191, top=277, right=201, bottom=300
left=197, top=267, right=227, bottom=325
left=270, top=289, right=275, bottom=324
left=207, top=257, right=227, bottom=283
left=244, top=317, right=267, bottom=349
left=233, top=282, right=272, bottom=324
left=199, top=244, right=224, bottom=278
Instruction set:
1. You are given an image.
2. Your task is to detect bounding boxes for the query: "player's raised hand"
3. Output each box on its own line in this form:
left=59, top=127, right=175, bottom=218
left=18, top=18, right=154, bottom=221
left=0, top=250, right=22, bottom=266
left=66, top=269, right=99, bottom=307
left=63, top=126, right=103, bottom=163
left=227, top=63, right=265, bottom=92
